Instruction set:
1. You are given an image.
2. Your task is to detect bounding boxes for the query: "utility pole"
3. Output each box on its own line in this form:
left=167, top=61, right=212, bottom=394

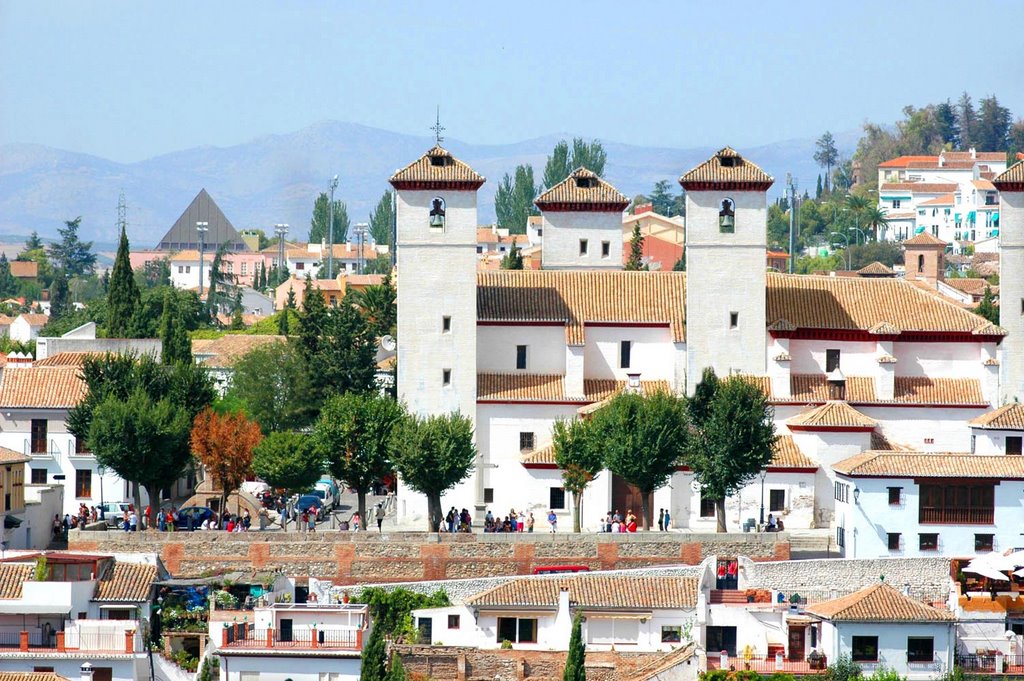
left=196, top=222, right=209, bottom=297
left=327, top=175, right=338, bottom=279
left=787, top=174, right=797, bottom=273
left=275, top=224, right=289, bottom=283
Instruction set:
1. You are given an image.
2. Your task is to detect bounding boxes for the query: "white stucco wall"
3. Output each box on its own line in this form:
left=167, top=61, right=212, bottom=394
left=1001, top=189, right=1024, bottom=402
left=823, top=620, right=954, bottom=680
left=583, top=326, right=676, bottom=382
left=894, top=342, right=982, bottom=378
left=476, top=326, right=566, bottom=375
left=789, top=340, right=878, bottom=375
left=970, top=429, right=1023, bottom=455
left=540, top=210, right=623, bottom=270
left=220, top=655, right=360, bottom=681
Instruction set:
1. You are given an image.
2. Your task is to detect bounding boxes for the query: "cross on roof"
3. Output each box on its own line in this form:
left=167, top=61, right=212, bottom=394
left=431, top=105, right=445, bottom=145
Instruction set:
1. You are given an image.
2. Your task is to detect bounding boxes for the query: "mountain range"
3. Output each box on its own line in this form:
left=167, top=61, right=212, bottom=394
left=0, top=121, right=860, bottom=247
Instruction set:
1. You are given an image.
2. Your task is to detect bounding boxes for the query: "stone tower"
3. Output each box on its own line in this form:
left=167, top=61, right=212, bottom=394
left=680, top=147, right=773, bottom=395
left=994, top=161, right=1024, bottom=401
left=390, top=145, right=484, bottom=419
left=535, top=167, right=629, bottom=269
left=902, top=231, right=947, bottom=286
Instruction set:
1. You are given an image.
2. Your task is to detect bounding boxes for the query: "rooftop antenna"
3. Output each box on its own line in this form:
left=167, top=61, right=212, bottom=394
left=431, top=106, right=445, bottom=146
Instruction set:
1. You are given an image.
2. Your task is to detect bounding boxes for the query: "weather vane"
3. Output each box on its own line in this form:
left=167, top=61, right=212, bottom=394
left=431, top=105, right=445, bottom=145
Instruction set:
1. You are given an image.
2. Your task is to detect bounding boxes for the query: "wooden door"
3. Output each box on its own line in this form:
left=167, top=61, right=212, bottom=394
left=788, top=625, right=805, bottom=661
left=93, top=668, right=112, bottom=681
left=611, top=475, right=653, bottom=527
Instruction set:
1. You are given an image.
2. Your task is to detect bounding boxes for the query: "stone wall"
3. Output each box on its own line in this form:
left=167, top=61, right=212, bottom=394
left=746, top=556, right=953, bottom=602
left=68, top=530, right=789, bottom=582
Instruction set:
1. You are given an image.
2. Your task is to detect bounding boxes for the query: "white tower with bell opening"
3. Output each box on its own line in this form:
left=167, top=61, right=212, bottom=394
left=994, top=161, right=1024, bottom=401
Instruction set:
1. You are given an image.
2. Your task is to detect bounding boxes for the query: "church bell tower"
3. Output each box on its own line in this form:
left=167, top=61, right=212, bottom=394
left=994, top=160, right=1024, bottom=400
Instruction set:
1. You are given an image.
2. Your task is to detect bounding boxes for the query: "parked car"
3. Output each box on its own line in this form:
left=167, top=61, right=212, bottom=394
left=308, top=488, right=334, bottom=512
left=295, top=495, right=325, bottom=522
left=174, top=506, right=216, bottom=530
left=313, top=480, right=337, bottom=510
left=97, top=502, right=132, bottom=527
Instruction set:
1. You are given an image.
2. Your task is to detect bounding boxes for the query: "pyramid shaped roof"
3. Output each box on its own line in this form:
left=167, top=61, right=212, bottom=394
left=679, top=147, right=774, bottom=191
left=157, top=189, right=248, bottom=252
left=806, top=582, right=953, bottom=622
left=389, top=145, right=485, bottom=190
left=787, top=401, right=877, bottom=430
left=903, top=231, right=947, bottom=247
left=535, top=167, right=629, bottom=212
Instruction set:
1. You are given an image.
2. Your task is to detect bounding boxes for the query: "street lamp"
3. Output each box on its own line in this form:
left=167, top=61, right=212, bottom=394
left=196, top=222, right=209, bottom=297
left=830, top=231, right=851, bottom=271
left=274, top=224, right=289, bottom=282
left=327, top=176, right=339, bottom=279
left=759, top=469, right=767, bottom=527
left=353, top=223, right=369, bottom=273
left=849, top=225, right=867, bottom=246
left=97, top=465, right=106, bottom=519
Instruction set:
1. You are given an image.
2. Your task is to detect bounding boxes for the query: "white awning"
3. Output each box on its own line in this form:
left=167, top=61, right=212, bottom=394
left=0, top=603, right=71, bottom=614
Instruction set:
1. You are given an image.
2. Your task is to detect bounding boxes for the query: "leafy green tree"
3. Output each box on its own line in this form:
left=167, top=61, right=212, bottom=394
left=360, top=622, right=387, bottom=681
left=832, top=159, right=855, bottom=193
left=106, top=228, right=140, bottom=338
left=495, top=164, right=539, bottom=234
left=542, top=138, right=607, bottom=188
left=354, top=587, right=449, bottom=641
left=543, top=140, right=572, bottom=189
left=228, top=340, right=312, bottom=432
left=159, top=290, right=192, bottom=365
left=846, top=241, right=903, bottom=270
left=390, top=412, right=476, bottom=532
left=0, top=255, right=18, bottom=298
left=348, top=274, right=396, bottom=338
left=1009, top=121, right=1024, bottom=160
left=977, top=285, right=999, bottom=325
left=826, top=653, right=863, bottom=681
left=363, top=256, right=392, bottom=275
left=309, top=192, right=349, bottom=245
left=564, top=613, right=586, bottom=681
left=552, top=418, right=603, bottom=533
left=672, top=255, right=686, bottom=272
left=276, top=308, right=290, bottom=336
left=814, top=131, right=839, bottom=192
left=314, top=392, right=404, bottom=522
left=48, top=217, right=96, bottom=277
left=252, top=431, right=322, bottom=494
left=135, top=258, right=171, bottom=289
left=368, top=190, right=395, bottom=247
left=860, top=208, right=890, bottom=242
left=767, top=204, right=791, bottom=251
left=594, top=391, right=690, bottom=529
left=48, top=270, right=70, bottom=321
left=625, top=223, right=646, bottom=271
left=648, top=180, right=676, bottom=216
left=500, top=241, right=524, bottom=270
left=686, top=369, right=776, bottom=532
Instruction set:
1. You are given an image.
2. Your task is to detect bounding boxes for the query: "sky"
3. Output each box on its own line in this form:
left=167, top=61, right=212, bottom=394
left=2, top=1, right=1023, bottom=163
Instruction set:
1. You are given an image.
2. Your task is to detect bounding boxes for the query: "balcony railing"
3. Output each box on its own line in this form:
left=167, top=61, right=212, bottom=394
left=706, top=653, right=827, bottom=674
left=0, top=629, right=140, bottom=654
left=957, top=653, right=1024, bottom=674
left=919, top=507, right=993, bottom=524
left=221, top=623, right=363, bottom=651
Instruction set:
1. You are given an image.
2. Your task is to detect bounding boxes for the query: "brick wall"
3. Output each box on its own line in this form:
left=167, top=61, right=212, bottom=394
left=68, top=530, right=788, bottom=582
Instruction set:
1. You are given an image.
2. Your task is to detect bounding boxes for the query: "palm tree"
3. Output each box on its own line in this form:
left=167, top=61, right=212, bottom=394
left=845, top=194, right=870, bottom=214
left=347, top=274, right=396, bottom=339
left=862, top=207, right=890, bottom=241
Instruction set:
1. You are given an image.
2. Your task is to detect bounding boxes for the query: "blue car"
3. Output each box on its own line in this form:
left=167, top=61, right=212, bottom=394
left=174, top=506, right=215, bottom=530
left=295, top=495, right=324, bottom=522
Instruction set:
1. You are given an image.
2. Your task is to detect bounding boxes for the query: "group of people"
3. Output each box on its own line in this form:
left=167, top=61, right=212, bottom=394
left=440, top=507, right=473, bottom=533
left=598, top=508, right=673, bottom=532
left=482, top=508, right=536, bottom=533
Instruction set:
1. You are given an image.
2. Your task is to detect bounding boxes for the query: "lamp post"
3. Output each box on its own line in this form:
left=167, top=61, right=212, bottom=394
left=759, top=469, right=767, bottom=527
left=327, top=176, right=338, bottom=279
left=849, top=225, right=867, bottom=246
left=196, top=222, right=209, bottom=297
left=274, top=224, right=289, bottom=282
left=97, top=465, right=106, bottom=520
left=353, top=223, right=369, bottom=273
left=830, top=231, right=851, bottom=270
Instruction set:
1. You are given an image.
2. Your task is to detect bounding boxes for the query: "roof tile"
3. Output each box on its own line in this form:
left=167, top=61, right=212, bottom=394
left=969, top=403, right=1024, bottom=430
left=679, top=147, right=773, bottom=190
left=833, top=451, right=1024, bottom=478
left=477, top=374, right=670, bottom=403
left=0, top=367, right=86, bottom=409
left=806, top=582, right=953, bottom=622
left=389, top=145, right=485, bottom=189
left=467, top=574, right=698, bottom=610
left=788, top=401, right=876, bottom=428
left=94, top=561, right=157, bottom=602
left=535, top=168, right=629, bottom=210
left=0, top=565, right=31, bottom=599
left=770, top=435, right=817, bottom=469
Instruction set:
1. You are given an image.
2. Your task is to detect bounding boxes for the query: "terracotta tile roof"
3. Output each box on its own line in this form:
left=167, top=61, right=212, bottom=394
left=0, top=446, right=30, bottom=464
left=0, top=366, right=86, bottom=409
left=9, top=261, right=38, bottom=279
left=477, top=228, right=501, bottom=244
left=972, top=179, right=997, bottom=191
left=781, top=374, right=985, bottom=406
left=771, top=435, right=817, bottom=469
left=806, top=582, right=953, bottom=622
left=788, top=401, right=876, bottom=428
left=16, top=314, right=49, bottom=327
left=35, top=352, right=101, bottom=367
left=870, top=431, right=916, bottom=451
left=856, top=261, right=894, bottom=276
left=994, top=161, right=1024, bottom=189
left=878, top=156, right=939, bottom=169
left=943, top=151, right=1005, bottom=163
left=903, top=232, right=947, bottom=247
left=944, top=278, right=996, bottom=297
left=0, top=564, right=31, bottom=599
left=477, top=374, right=670, bottom=403
left=766, top=273, right=998, bottom=335
left=679, top=147, right=774, bottom=190
left=467, top=574, right=698, bottom=610
left=192, top=335, right=285, bottom=369
left=477, top=270, right=686, bottom=345
left=94, top=561, right=157, bottom=602
left=0, top=673, right=70, bottom=681
left=833, top=451, right=1024, bottom=479
left=535, top=167, right=629, bottom=210
left=521, top=443, right=555, bottom=466
left=879, top=183, right=958, bottom=193
left=169, top=250, right=213, bottom=262
left=389, top=145, right=485, bottom=189
left=919, top=194, right=955, bottom=206
left=969, top=403, right=1024, bottom=430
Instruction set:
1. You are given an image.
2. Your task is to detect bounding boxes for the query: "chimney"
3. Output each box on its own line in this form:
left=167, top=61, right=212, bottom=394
left=6, top=352, right=31, bottom=370
left=558, top=587, right=570, bottom=620
left=970, top=147, right=977, bottom=160
left=826, top=368, right=846, bottom=401
left=80, top=662, right=94, bottom=681
left=625, top=372, right=642, bottom=394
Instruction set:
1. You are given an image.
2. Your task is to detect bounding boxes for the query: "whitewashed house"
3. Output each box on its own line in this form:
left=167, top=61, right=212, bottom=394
left=10, top=314, right=49, bottom=343
left=413, top=574, right=698, bottom=652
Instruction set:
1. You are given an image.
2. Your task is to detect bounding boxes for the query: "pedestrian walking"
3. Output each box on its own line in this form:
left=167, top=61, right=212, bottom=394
left=663, top=508, right=671, bottom=531
left=375, top=503, right=385, bottom=533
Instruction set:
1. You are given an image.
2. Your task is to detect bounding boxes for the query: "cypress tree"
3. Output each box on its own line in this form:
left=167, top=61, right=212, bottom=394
left=625, top=223, right=647, bottom=271
left=564, top=613, right=586, bottom=681
left=359, top=624, right=387, bottom=681
left=387, top=653, right=407, bottom=681
left=159, top=290, right=192, bottom=365
left=500, top=240, right=524, bottom=269
left=276, top=309, right=289, bottom=336
left=0, top=255, right=18, bottom=298
left=106, top=228, right=140, bottom=337
left=49, top=269, right=70, bottom=321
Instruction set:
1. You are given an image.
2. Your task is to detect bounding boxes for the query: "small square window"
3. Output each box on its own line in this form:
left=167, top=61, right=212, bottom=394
left=549, top=487, right=566, bottom=510
left=519, top=432, right=535, bottom=452
left=852, top=635, right=879, bottom=662
left=516, top=345, right=528, bottom=370
left=729, top=312, right=739, bottom=329
left=484, top=488, right=494, bottom=504
left=442, top=316, right=451, bottom=333
left=601, top=241, right=610, bottom=258
left=579, top=239, right=589, bottom=256
left=442, top=369, right=452, bottom=386
left=924, top=438, right=934, bottom=445
left=907, top=637, right=934, bottom=664
left=1008, top=436, right=1022, bottom=455
left=826, top=349, right=841, bottom=373
left=30, top=469, right=46, bottom=485
left=919, top=533, right=939, bottom=551
left=888, top=487, right=901, bottom=505
left=887, top=533, right=901, bottom=551
left=661, top=626, right=682, bottom=643
left=295, top=262, right=305, bottom=270
left=448, top=614, right=460, bottom=629
left=975, top=534, right=994, bottom=552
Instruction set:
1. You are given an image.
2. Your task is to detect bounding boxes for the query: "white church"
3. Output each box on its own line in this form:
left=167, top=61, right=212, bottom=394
left=391, top=143, right=1024, bottom=558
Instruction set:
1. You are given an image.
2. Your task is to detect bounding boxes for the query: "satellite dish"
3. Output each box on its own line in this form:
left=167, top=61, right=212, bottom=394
left=380, top=335, right=396, bottom=352
left=690, top=480, right=702, bottom=493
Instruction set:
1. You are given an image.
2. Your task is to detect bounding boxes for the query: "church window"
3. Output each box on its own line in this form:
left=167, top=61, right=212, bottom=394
left=484, top=488, right=494, bottom=503
left=1008, top=437, right=1022, bottom=455
left=442, top=316, right=451, bottom=333
left=549, top=488, right=566, bottom=510
left=519, top=432, right=535, bottom=451
left=917, top=255, right=924, bottom=273
left=826, top=349, right=840, bottom=373
left=429, top=197, right=446, bottom=230
left=729, top=312, right=739, bottom=329
left=601, top=241, right=610, bottom=258
left=579, top=239, right=589, bottom=256
left=442, top=369, right=451, bottom=386
left=516, top=345, right=528, bottom=370
left=619, top=341, right=632, bottom=369
left=719, top=199, right=736, bottom=233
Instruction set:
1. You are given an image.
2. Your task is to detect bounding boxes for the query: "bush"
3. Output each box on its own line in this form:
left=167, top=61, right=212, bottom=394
left=769, top=674, right=797, bottom=681
left=826, top=654, right=863, bottom=681
left=866, top=666, right=904, bottom=681
left=500, top=639, right=513, bottom=650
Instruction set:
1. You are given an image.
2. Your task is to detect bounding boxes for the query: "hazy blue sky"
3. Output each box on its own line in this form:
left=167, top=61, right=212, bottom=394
left=2, top=1, right=1023, bottom=162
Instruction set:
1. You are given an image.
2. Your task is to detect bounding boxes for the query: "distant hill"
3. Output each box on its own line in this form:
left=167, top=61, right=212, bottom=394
left=0, top=121, right=859, bottom=246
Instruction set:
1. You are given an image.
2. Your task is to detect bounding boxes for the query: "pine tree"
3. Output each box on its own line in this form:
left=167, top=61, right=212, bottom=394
left=106, top=228, right=140, bottom=338
left=368, top=190, right=396, bottom=247
left=159, top=290, right=192, bottom=365
left=48, top=217, right=97, bottom=277
left=563, top=613, right=586, bottom=681
left=625, top=223, right=646, bottom=271
left=286, top=287, right=297, bottom=309
left=49, top=269, right=70, bottom=320
left=24, top=231, right=43, bottom=251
